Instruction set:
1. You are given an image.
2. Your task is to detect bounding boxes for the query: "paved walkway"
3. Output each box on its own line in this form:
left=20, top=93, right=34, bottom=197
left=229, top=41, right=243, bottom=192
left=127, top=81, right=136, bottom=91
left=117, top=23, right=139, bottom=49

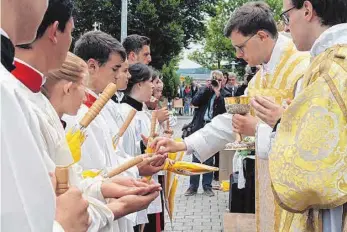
left=163, top=116, right=228, bottom=232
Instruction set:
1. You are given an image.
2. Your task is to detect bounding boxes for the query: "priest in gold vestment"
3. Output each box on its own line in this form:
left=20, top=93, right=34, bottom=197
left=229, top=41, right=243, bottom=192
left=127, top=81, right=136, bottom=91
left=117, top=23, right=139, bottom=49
left=149, top=2, right=309, bottom=231
left=268, top=0, right=347, bottom=231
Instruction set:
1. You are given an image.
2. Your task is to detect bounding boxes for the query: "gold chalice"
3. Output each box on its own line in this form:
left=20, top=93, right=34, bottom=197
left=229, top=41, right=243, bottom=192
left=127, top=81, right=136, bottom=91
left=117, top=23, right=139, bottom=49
left=225, top=96, right=255, bottom=150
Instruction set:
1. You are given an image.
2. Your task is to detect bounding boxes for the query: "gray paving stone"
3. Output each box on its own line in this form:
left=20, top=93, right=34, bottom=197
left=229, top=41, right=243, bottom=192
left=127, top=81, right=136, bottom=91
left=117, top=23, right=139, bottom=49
left=164, top=117, right=228, bottom=232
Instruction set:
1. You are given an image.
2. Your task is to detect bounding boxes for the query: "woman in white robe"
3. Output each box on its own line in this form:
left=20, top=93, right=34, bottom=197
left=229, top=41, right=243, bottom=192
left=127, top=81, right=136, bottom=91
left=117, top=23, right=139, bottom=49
left=118, top=63, right=165, bottom=231
left=46, top=53, right=163, bottom=232
left=100, top=62, right=168, bottom=232
left=12, top=54, right=116, bottom=231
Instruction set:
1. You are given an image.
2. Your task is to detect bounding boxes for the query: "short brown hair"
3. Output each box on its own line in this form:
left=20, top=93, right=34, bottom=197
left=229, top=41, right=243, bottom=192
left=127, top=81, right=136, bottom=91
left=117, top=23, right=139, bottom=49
left=224, top=1, right=278, bottom=38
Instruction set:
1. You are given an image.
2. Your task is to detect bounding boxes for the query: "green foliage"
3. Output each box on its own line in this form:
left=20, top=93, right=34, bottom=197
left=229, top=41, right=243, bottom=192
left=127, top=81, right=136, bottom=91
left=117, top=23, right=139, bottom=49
left=73, top=0, right=217, bottom=70
left=266, top=0, right=283, bottom=21
left=161, top=59, right=180, bottom=99
left=183, top=76, right=193, bottom=85
left=188, top=0, right=237, bottom=70
left=188, top=0, right=283, bottom=71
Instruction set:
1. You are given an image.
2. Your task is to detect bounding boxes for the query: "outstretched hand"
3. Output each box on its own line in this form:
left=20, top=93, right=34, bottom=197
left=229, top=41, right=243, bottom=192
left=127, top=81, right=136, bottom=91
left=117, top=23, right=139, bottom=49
left=101, top=177, right=162, bottom=199
left=141, top=134, right=158, bottom=146
left=149, top=137, right=187, bottom=154
left=137, top=154, right=167, bottom=176
left=108, top=191, right=160, bottom=219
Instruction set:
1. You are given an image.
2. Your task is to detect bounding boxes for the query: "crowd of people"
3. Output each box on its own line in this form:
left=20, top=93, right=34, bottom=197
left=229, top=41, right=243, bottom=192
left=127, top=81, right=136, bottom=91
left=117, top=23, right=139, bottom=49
left=1, top=0, right=347, bottom=232
left=177, top=69, right=252, bottom=116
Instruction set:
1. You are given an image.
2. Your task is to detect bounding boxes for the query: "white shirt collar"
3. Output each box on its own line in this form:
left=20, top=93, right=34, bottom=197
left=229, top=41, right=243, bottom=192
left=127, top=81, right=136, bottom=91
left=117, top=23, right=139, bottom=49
left=262, top=33, right=290, bottom=75
left=116, top=91, right=124, bottom=102
left=0, top=28, right=10, bottom=39
left=86, top=88, right=99, bottom=98
left=310, top=23, right=347, bottom=57
left=14, top=57, right=46, bottom=85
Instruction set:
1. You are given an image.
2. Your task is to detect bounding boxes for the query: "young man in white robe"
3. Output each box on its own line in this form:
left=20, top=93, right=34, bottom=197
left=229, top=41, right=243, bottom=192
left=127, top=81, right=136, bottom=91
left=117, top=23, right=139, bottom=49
left=0, top=0, right=84, bottom=231
left=0, top=0, right=102, bottom=231
left=68, top=30, right=165, bottom=232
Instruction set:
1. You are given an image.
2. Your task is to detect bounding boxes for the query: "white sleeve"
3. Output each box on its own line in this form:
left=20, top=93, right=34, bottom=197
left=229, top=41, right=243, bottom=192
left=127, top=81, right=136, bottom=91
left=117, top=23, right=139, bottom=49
left=69, top=164, right=106, bottom=202
left=68, top=165, right=114, bottom=232
left=85, top=196, right=114, bottom=232
left=184, top=113, right=236, bottom=163
left=294, top=78, right=303, bottom=97
left=53, top=221, right=65, bottom=232
left=255, top=123, right=273, bottom=160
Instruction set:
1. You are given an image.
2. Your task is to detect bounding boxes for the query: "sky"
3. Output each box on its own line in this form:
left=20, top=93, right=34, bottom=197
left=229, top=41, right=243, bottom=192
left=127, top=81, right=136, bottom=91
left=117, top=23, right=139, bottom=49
left=178, top=43, right=203, bottom=69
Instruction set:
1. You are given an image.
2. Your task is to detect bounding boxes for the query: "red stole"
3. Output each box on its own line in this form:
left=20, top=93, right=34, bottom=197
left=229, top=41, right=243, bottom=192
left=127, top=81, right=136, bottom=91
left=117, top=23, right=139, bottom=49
left=84, top=92, right=97, bottom=108
left=12, top=60, right=43, bottom=93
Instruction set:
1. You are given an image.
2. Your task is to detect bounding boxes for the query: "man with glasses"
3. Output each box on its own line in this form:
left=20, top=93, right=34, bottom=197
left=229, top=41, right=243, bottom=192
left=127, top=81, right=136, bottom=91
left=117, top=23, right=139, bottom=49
left=266, top=0, right=347, bottom=230
left=149, top=1, right=309, bottom=230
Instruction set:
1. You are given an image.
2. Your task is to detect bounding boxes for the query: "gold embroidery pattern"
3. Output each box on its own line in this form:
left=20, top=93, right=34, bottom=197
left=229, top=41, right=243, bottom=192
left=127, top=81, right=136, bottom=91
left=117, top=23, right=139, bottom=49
left=270, top=45, right=347, bottom=217
left=247, top=41, right=310, bottom=232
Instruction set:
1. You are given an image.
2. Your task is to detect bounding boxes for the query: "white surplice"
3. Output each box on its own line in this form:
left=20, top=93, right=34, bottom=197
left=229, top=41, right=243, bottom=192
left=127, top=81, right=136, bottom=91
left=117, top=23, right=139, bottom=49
left=64, top=90, right=137, bottom=232
left=0, top=63, right=61, bottom=231
left=102, top=94, right=149, bottom=225
left=135, top=104, right=162, bottom=215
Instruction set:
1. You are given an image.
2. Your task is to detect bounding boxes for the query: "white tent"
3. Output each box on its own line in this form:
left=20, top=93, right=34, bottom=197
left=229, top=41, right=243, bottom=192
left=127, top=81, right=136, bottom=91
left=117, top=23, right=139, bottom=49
left=178, top=58, right=202, bottom=69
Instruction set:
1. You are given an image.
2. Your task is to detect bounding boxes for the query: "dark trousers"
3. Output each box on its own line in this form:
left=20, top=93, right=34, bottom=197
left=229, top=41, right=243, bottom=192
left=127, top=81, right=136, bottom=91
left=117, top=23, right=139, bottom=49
left=189, top=153, right=214, bottom=190
left=229, top=157, right=255, bottom=213
left=133, top=225, right=140, bottom=232
left=213, top=152, right=220, bottom=180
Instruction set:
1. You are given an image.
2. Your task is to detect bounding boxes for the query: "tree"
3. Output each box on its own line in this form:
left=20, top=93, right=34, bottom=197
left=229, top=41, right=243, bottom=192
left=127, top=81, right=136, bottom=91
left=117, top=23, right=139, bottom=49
left=188, top=0, right=283, bottom=72
left=267, top=0, right=283, bottom=21
left=73, top=0, right=217, bottom=70
left=161, top=59, right=180, bottom=99
left=188, top=0, right=237, bottom=70
left=183, top=76, right=193, bottom=86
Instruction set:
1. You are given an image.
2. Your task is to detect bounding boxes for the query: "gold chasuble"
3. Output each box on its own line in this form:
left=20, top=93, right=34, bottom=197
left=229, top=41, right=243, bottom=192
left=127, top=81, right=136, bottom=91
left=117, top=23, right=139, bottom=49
left=269, top=45, right=347, bottom=231
left=247, top=37, right=310, bottom=232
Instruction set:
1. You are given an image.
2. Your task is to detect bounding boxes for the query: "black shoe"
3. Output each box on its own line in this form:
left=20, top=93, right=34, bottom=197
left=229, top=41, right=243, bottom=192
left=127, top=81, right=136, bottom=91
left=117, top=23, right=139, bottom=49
left=203, top=188, right=215, bottom=197
left=184, top=187, right=197, bottom=196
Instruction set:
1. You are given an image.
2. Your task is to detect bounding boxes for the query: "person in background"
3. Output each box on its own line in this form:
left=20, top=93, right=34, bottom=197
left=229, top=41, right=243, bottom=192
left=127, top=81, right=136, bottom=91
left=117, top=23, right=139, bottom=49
left=190, top=81, right=199, bottom=115
left=235, top=66, right=256, bottom=96
left=183, top=70, right=226, bottom=197
left=153, top=78, right=164, bottom=108
left=224, top=72, right=238, bottom=97
left=222, top=71, right=229, bottom=87
left=122, top=34, right=152, bottom=65
left=191, top=81, right=198, bottom=98
left=183, top=84, right=192, bottom=115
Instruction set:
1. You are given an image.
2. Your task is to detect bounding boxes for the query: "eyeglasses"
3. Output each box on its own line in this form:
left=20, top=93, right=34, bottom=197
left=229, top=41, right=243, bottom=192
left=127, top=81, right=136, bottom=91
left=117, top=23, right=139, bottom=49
left=280, top=7, right=295, bottom=25
left=233, top=34, right=256, bottom=54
